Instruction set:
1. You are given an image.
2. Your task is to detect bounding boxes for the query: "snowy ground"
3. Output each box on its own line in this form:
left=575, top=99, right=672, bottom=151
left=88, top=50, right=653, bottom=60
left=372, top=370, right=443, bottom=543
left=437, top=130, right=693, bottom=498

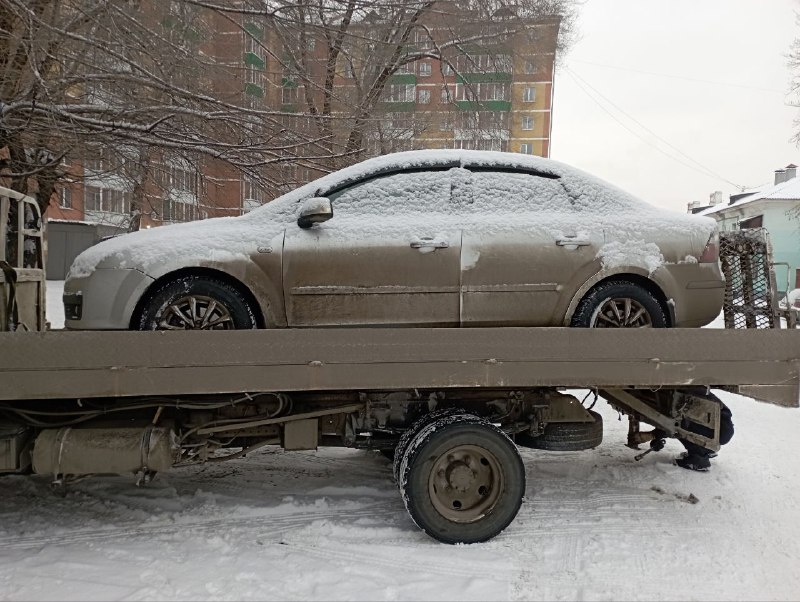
left=1, top=283, right=797, bottom=601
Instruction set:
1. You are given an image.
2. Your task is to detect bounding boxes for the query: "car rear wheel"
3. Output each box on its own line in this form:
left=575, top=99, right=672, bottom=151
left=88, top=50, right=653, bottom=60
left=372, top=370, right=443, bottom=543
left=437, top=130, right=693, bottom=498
left=136, top=275, right=258, bottom=330
left=571, top=281, right=667, bottom=328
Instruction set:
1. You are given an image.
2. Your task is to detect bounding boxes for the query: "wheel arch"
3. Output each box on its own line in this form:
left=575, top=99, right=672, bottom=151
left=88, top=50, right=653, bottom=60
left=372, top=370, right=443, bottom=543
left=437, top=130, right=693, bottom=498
left=129, top=266, right=267, bottom=329
left=564, top=271, right=673, bottom=327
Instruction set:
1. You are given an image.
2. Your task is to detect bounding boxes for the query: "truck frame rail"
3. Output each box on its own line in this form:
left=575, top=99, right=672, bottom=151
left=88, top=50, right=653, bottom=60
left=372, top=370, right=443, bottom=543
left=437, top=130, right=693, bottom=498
left=2, top=327, right=798, bottom=406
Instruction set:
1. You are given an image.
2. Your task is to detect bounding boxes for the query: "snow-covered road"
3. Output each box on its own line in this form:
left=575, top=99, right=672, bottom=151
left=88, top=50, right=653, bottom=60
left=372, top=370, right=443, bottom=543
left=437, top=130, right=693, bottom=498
left=1, top=283, right=797, bottom=601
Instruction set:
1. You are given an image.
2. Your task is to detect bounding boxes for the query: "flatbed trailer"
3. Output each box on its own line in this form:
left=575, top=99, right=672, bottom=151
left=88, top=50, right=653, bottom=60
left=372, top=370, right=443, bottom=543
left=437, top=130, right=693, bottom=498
left=1, top=326, right=798, bottom=543
left=2, top=191, right=799, bottom=543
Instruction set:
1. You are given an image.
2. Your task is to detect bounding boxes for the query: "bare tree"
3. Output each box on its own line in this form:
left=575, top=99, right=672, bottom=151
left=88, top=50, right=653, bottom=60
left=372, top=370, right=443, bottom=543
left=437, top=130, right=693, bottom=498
left=0, top=0, right=332, bottom=222
left=0, top=0, right=576, bottom=225
left=192, top=0, right=577, bottom=177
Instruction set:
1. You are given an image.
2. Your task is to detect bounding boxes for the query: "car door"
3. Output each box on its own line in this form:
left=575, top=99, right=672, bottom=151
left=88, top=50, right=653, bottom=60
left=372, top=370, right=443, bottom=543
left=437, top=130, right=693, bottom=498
left=282, top=169, right=462, bottom=326
left=459, top=169, right=604, bottom=326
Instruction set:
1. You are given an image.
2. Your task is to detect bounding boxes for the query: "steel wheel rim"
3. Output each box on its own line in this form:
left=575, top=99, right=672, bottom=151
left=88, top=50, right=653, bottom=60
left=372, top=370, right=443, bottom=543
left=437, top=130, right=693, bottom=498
left=428, top=444, right=504, bottom=523
left=590, top=297, right=652, bottom=328
left=157, top=295, right=234, bottom=330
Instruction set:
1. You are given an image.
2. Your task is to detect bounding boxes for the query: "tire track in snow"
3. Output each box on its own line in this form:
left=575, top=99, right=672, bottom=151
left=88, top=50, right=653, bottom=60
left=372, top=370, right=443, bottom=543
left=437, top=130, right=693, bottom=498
left=0, top=504, right=384, bottom=552
left=278, top=541, right=507, bottom=581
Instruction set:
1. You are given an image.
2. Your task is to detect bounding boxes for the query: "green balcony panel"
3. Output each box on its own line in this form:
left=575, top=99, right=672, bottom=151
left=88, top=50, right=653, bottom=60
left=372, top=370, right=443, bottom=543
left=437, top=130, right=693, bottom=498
left=244, top=22, right=264, bottom=40
left=245, top=52, right=266, bottom=69
left=184, top=27, right=201, bottom=42
left=244, top=83, right=264, bottom=98
left=281, top=77, right=299, bottom=88
left=389, top=74, right=417, bottom=85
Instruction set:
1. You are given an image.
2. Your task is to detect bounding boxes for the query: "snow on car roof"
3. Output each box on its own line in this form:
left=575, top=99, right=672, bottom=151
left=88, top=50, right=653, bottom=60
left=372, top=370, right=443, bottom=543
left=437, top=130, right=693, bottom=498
left=67, top=150, right=716, bottom=279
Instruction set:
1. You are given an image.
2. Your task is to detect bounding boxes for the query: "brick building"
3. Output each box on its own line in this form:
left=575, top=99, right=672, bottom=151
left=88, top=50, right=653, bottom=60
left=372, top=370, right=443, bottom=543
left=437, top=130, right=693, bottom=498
left=48, top=5, right=561, bottom=234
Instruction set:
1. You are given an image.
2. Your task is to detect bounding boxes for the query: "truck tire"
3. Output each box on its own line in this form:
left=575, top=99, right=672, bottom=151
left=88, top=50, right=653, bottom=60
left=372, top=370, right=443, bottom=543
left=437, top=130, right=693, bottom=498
left=392, top=407, right=475, bottom=484
left=398, top=414, right=525, bottom=544
left=516, top=410, right=603, bottom=451
left=137, top=275, right=258, bottom=330
left=571, top=281, right=667, bottom=328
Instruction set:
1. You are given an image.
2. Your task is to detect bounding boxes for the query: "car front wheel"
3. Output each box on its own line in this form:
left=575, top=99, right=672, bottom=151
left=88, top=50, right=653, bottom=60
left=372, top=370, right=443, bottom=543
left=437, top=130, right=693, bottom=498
left=571, top=281, right=667, bottom=328
left=136, top=275, right=258, bottom=330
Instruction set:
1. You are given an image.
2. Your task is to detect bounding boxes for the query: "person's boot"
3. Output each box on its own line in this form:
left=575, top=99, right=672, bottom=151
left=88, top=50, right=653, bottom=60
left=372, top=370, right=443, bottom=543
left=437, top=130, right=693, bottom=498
left=674, top=453, right=711, bottom=472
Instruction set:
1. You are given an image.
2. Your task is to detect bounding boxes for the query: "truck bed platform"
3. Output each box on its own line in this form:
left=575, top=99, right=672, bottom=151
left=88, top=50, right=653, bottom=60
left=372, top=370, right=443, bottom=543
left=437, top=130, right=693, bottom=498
left=3, top=327, right=798, bottom=406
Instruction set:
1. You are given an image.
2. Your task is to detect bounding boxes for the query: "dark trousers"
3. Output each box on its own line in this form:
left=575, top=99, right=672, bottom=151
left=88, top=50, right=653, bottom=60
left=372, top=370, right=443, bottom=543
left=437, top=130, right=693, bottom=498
left=678, top=389, right=734, bottom=458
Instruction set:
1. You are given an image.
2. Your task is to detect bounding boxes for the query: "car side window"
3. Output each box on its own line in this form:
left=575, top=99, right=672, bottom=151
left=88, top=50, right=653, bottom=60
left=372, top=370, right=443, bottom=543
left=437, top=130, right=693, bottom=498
left=468, top=170, right=573, bottom=213
left=327, top=170, right=451, bottom=216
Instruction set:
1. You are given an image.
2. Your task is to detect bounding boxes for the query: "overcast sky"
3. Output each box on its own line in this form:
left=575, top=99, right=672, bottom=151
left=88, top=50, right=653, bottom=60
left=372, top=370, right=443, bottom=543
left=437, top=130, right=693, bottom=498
left=551, top=0, right=799, bottom=212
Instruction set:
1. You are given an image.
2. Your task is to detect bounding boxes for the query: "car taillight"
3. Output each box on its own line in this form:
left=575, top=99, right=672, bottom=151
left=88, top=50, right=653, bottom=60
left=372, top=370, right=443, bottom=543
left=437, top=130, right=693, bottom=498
left=699, top=232, right=719, bottom=263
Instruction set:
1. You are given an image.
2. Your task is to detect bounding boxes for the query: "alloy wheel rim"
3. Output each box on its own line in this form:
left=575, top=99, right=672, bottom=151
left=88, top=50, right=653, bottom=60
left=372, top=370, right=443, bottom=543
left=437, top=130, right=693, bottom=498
left=157, top=295, right=234, bottom=330
left=428, top=444, right=504, bottom=523
left=590, top=297, right=652, bottom=328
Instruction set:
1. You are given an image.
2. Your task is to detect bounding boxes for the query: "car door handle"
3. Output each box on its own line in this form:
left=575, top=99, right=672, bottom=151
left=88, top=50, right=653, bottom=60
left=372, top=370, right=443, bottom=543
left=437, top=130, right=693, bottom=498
left=555, top=237, right=591, bottom=247
left=411, top=238, right=449, bottom=249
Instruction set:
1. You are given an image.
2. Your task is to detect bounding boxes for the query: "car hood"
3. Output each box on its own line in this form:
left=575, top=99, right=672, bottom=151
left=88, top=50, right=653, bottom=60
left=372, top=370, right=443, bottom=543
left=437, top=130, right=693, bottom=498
left=67, top=212, right=287, bottom=279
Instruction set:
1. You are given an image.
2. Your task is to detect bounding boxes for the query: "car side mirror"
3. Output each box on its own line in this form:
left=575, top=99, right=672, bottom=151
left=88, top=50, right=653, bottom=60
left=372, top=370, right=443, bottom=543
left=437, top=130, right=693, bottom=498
left=297, top=197, right=333, bottom=229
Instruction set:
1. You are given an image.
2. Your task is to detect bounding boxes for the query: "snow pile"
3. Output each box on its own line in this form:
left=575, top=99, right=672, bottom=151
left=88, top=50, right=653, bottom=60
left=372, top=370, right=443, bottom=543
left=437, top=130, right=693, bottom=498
left=597, top=240, right=664, bottom=274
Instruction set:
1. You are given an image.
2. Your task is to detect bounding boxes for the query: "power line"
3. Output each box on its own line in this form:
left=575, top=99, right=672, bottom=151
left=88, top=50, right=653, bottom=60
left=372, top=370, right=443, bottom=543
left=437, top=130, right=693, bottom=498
left=563, top=66, right=745, bottom=190
left=570, top=58, right=785, bottom=94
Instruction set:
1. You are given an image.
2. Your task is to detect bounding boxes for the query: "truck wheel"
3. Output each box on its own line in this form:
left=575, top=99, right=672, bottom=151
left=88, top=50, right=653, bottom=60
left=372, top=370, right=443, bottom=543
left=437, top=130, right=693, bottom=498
left=571, top=281, right=666, bottom=328
left=392, top=407, right=475, bottom=484
left=398, top=415, right=525, bottom=544
left=137, top=275, right=257, bottom=330
left=516, top=410, right=603, bottom=451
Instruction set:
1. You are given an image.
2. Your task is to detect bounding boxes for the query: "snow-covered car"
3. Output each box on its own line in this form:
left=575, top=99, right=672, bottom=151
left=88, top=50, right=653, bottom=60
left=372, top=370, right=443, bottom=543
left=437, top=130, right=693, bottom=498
left=63, top=150, right=724, bottom=330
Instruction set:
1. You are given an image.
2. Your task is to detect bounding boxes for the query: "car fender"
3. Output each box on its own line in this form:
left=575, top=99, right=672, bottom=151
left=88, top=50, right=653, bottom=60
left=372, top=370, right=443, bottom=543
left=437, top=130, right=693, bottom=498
left=141, top=255, right=286, bottom=329
left=561, top=265, right=675, bottom=326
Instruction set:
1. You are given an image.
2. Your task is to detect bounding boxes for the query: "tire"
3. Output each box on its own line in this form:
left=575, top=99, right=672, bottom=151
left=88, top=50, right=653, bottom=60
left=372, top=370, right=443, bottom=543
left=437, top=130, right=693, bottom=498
left=136, top=275, right=258, bottom=330
left=392, top=407, right=474, bottom=484
left=398, top=414, right=525, bottom=545
left=571, top=280, right=667, bottom=328
left=516, top=410, right=603, bottom=451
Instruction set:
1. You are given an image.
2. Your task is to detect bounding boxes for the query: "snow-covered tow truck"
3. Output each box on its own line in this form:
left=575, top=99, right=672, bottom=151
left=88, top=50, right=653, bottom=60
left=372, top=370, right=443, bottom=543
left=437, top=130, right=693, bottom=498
left=1, top=189, right=798, bottom=543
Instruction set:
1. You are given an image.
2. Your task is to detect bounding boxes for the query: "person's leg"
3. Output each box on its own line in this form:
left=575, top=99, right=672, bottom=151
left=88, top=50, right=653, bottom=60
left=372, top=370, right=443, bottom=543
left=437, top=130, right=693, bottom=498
left=674, top=390, right=733, bottom=471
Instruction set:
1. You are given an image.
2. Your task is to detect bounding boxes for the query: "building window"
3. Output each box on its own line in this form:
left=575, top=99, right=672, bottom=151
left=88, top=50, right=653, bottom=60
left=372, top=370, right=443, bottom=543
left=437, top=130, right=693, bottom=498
left=520, top=143, right=533, bottom=154
left=385, top=83, right=415, bottom=102
left=521, top=115, right=534, bottom=130
left=523, top=86, right=536, bottom=102
left=439, top=115, right=452, bottom=131
left=419, top=61, right=431, bottom=77
left=524, top=60, right=536, bottom=74
left=440, top=87, right=451, bottom=102
left=60, top=187, right=72, bottom=209
left=442, top=62, right=454, bottom=76
left=162, top=197, right=197, bottom=222
left=84, top=186, right=132, bottom=214
left=283, top=86, right=298, bottom=104
left=456, top=82, right=509, bottom=102
left=418, top=89, right=431, bottom=104
left=242, top=175, right=265, bottom=213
